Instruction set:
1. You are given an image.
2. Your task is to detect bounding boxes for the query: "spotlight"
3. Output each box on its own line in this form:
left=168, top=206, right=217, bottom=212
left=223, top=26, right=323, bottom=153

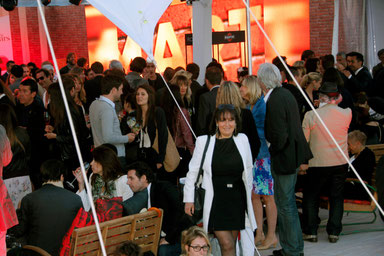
left=69, top=0, right=82, bottom=5
left=42, top=0, right=51, bottom=6
left=1, top=0, right=18, bottom=11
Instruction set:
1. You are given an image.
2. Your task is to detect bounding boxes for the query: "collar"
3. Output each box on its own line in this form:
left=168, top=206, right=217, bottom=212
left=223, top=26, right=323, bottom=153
left=264, top=88, right=274, bottom=103
left=0, top=93, right=5, bottom=100
left=354, top=66, right=364, bottom=75
left=99, top=95, right=115, bottom=108
left=210, top=85, right=220, bottom=91
left=42, top=180, right=64, bottom=188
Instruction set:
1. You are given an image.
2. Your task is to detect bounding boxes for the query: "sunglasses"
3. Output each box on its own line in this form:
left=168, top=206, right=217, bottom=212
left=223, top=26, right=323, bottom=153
left=36, top=76, right=45, bottom=81
left=189, top=245, right=210, bottom=252
left=217, top=104, right=235, bottom=110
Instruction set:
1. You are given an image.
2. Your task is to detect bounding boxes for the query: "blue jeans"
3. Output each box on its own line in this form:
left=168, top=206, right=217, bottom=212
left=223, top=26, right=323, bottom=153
left=158, top=243, right=181, bottom=256
left=272, top=168, right=303, bottom=256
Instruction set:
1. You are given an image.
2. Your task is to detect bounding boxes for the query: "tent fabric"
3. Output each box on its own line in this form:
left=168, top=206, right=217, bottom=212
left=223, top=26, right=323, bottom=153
left=87, top=0, right=172, bottom=60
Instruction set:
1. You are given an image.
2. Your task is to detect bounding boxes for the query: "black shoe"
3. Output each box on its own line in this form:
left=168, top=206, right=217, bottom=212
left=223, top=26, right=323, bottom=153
left=302, top=233, right=318, bottom=242
left=328, top=235, right=339, bottom=243
left=271, top=249, right=304, bottom=256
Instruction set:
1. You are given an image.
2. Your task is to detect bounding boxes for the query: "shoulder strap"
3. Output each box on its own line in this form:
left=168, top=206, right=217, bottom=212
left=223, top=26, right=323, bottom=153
left=195, top=135, right=211, bottom=185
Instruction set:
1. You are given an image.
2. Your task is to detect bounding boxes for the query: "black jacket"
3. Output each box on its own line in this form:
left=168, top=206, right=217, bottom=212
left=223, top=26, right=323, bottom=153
left=265, top=87, right=312, bottom=175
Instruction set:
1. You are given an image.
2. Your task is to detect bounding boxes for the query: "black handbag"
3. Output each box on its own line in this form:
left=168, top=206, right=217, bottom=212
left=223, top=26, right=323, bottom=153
left=192, top=135, right=211, bottom=223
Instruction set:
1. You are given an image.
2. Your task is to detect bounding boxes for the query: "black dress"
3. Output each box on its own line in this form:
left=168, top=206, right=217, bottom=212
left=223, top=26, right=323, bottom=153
left=208, top=137, right=246, bottom=231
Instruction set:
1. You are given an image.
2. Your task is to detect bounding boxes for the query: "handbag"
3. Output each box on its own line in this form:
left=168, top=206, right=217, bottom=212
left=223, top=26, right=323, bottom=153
left=192, top=135, right=211, bottom=223
left=153, top=128, right=180, bottom=172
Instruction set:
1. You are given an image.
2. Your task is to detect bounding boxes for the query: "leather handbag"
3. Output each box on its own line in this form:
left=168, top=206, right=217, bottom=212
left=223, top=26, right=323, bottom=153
left=153, top=128, right=180, bottom=172
left=192, top=135, right=211, bottom=223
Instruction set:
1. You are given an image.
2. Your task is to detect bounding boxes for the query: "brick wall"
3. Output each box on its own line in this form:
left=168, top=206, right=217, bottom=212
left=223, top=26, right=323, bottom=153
left=309, top=0, right=334, bottom=57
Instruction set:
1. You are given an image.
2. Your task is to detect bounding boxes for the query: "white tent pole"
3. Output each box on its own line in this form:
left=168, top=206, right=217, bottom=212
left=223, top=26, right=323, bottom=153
left=36, top=1, right=107, bottom=255
left=332, top=0, right=340, bottom=57
left=246, top=0, right=252, bottom=74
left=241, top=0, right=384, bottom=217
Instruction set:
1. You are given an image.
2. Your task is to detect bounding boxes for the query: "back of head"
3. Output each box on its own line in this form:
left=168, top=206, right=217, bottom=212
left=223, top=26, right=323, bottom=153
left=336, top=51, right=346, bottom=59
left=69, top=66, right=84, bottom=76
left=322, top=68, right=344, bottom=88
left=301, top=49, right=315, bottom=61
left=300, top=72, right=322, bottom=88
left=305, top=58, right=320, bottom=73
left=257, top=63, right=281, bottom=90
left=321, top=54, right=335, bottom=70
left=101, top=75, right=124, bottom=95
left=378, top=49, right=384, bottom=58
left=287, top=66, right=299, bottom=82
left=216, top=81, right=244, bottom=109
left=126, top=161, right=154, bottom=184
left=130, top=57, right=147, bottom=73
left=348, top=130, right=367, bottom=146
left=91, top=61, right=104, bottom=74
left=41, top=159, right=66, bottom=183
left=20, top=78, right=38, bottom=93
left=114, top=241, right=141, bottom=256
left=11, top=65, right=23, bottom=79
left=205, top=66, right=222, bottom=86
left=109, top=60, right=124, bottom=71
left=163, top=67, right=175, bottom=82
left=186, top=63, right=200, bottom=80
left=77, top=57, right=88, bottom=68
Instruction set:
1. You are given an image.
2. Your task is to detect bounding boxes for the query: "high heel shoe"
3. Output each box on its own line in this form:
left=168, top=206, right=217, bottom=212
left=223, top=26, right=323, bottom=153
left=256, top=238, right=278, bottom=250
left=254, top=233, right=265, bottom=246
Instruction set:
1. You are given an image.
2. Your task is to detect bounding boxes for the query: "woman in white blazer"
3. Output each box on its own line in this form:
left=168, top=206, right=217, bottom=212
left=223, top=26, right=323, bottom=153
left=184, top=105, right=256, bottom=256
left=73, top=145, right=132, bottom=211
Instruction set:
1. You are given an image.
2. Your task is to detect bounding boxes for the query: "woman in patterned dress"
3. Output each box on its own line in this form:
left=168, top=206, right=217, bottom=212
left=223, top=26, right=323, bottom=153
left=240, top=76, right=278, bottom=250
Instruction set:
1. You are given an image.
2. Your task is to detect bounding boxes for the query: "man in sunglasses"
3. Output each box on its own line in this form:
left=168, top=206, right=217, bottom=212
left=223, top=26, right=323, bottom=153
left=36, top=69, right=53, bottom=109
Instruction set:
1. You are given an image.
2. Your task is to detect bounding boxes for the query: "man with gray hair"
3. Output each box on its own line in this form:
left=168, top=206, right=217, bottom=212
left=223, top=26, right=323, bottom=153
left=258, top=63, right=312, bottom=256
left=109, top=59, right=124, bottom=72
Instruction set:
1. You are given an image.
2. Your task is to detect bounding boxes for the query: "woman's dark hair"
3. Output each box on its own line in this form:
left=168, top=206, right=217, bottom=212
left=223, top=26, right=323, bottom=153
left=123, top=92, right=136, bottom=111
left=305, top=58, right=320, bottom=73
left=322, top=67, right=344, bottom=88
left=209, top=105, right=241, bottom=136
left=161, top=84, right=184, bottom=136
left=47, top=82, right=79, bottom=129
left=135, top=84, right=156, bottom=128
left=0, top=103, right=23, bottom=150
left=91, top=145, right=123, bottom=190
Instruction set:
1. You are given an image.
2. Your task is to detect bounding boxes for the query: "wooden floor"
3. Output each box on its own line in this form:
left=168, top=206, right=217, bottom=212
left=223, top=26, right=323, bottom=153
left=257, top=209, right=384, bottom=256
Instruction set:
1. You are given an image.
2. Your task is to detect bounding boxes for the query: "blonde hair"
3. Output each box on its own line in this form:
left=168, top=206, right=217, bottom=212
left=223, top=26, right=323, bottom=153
left=66, top=73, right=86, bottom=103
left=300, top=72, right=322, bottom=89
left=216, top=81, right=245, bottom=112
left=348, top=130, right=367, bottom=146
left=181, top=226, right=211, bottom=255
left=241, top=75, right=262, bottom=105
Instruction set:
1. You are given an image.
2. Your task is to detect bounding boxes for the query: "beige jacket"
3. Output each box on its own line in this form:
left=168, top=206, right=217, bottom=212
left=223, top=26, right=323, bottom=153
left=302, top=104, right=352, bottom=167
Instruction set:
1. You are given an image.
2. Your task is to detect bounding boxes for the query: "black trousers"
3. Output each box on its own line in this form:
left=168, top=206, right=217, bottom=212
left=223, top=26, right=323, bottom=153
left=302, top=164, right=347, bottom=236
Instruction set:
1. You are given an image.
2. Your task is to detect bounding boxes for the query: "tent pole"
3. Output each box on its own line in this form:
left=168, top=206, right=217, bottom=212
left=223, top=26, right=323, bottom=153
left=246, top=0, right=252, bottom=74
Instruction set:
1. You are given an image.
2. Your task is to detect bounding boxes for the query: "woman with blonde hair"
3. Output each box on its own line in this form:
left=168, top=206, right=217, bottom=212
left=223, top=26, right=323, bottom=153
left=170, top=71, right=194, bottom=116
left=300, top=72, right=322, bottom=120
left=181, top=226, right=212, bottom=256
left=240, top=75, right=278, bottom=250
left=216, top=81, right=260, bottom=159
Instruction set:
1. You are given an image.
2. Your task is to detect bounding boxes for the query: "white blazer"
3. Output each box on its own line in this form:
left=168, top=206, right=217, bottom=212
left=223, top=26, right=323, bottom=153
left=77, top=174, right=133, bottom=211
left=183, top=134, right=257, bottom=232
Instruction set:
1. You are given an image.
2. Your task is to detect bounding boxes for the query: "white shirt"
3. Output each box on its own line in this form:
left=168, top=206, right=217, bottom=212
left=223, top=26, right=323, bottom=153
left=354, top=66, right=364, bottom=76
left=99, top=95, right=115, bottom=109
left=263, top=88, right=274, bottom=103
left=210, top=85, right=220, bottom=91
left=0, top=93, right=5, bottom=100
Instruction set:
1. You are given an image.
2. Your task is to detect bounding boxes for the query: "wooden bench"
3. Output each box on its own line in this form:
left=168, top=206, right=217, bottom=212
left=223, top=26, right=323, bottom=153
left=69, top=209, right=163, bottom=256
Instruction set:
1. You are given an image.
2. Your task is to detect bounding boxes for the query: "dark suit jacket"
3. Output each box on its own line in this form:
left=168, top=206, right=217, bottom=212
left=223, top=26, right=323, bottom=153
left=196, top=86, right=219, bottom=136
left=122, top=188, right=148, bottom=216
left=265, top=87, right=312, bottom=175
left=13, top=184, right=83, bottom=256
left=345, top=66, right=373, bottom=99
left=84, top=75, right=102, bottom=112
left=149, top=181, right=193, bottom=244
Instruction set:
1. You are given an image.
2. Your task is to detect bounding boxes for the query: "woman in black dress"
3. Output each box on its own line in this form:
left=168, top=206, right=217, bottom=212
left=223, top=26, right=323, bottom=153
left=184, top=105, right=256, bottom=256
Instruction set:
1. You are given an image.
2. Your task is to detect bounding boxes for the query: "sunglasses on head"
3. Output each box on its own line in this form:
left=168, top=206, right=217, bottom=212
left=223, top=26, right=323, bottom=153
left=217, top=104, right=235, bottom=110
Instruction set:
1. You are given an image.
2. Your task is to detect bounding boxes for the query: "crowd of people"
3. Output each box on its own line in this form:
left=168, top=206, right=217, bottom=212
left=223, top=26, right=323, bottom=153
left=1, top=48, right=384, bottom=256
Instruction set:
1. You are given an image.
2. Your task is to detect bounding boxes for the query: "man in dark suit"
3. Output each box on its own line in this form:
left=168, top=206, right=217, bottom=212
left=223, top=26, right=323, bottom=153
left=259, top=63, right=312, bottom=256
left=1, top=60, right=14, bottom=83
left=84, top=61, right=104, bottom=112
left=339, top=52, right=373, bottom=100
left=196, top=66, right=222, bottom=136
left=11, top=159, right=83, bottom=256
left=125, top=162, right=193, bottom=256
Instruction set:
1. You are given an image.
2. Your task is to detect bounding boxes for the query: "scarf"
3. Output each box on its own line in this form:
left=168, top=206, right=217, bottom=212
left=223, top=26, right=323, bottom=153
left=91, top=174, right=117, bottom=201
